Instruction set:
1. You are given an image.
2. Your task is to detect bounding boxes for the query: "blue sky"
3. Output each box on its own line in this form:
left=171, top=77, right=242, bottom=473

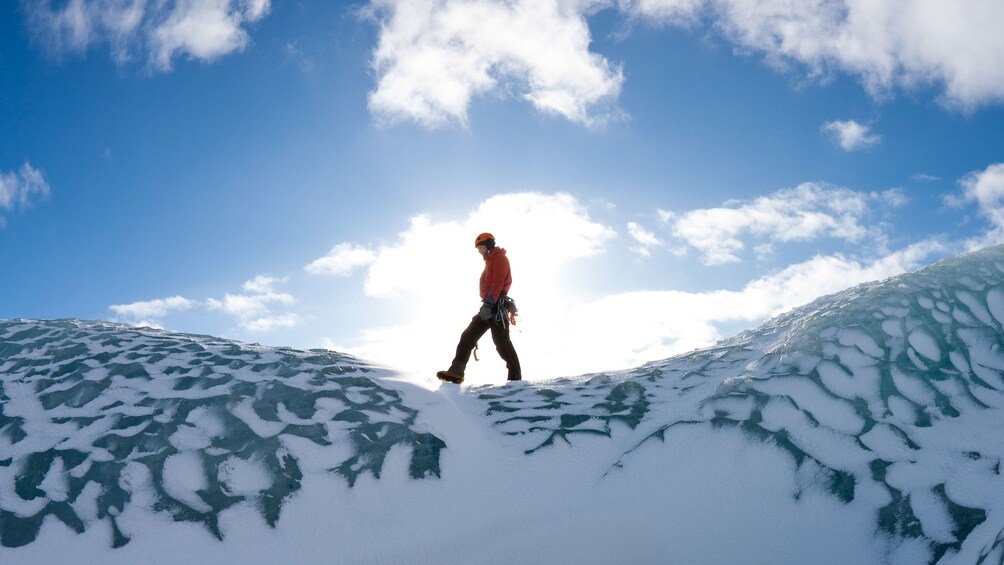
left=2, top=0, right=1004, bottom=381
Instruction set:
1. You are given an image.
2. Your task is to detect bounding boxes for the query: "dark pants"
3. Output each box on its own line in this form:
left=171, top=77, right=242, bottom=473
left=449, top=315, right=522, bottom=380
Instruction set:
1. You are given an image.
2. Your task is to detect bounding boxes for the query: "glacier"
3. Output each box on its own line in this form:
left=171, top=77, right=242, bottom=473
left=0, top=323, right=444, bottom=548
left=2, top=244, right=1004, bottom=564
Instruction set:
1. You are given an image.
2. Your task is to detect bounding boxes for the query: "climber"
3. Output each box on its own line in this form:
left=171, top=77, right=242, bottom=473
left=437, top=232, right=521, bottom=384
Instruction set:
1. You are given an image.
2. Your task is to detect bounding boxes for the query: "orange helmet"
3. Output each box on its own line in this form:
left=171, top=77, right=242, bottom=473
left=474, top=232, right=495, bottom=247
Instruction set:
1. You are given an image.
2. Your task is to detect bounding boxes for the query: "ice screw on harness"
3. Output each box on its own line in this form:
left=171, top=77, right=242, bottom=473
left=473, top=297, right=518, bottom=363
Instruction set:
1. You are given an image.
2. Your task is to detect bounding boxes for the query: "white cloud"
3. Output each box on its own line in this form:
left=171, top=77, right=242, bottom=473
left=363, top=0, right=624, bottom=128
left=206, top=275, right=295, bottom=323
left=110, top=295, right=196, bottom=320
left=151, top=0, right=270, bottom=70
left=556, top=239, right=948, bottom=373
left=241, top=274, right=287, bottom=295
left=243, top=314, right=300, bottom=333
left=0, top=162, right=51, bottom=226
left=822, top=119, right=881, bottom=151
left=305, top=243, right=378, bottom=276
left=362, top=0, right=1004, bottom=129
left=664, top=183, right=901, bottom=265
left=627, top=221, right=662, bottom=256
left=624, top=0, right=1004, bottom=110
left=339, top=192, right=617, bottom=299
left=880, top=188, right=908, bottom=208
left=959, top=163, right=1004, bottom=248
left=960, top=163, right=1004, bottom=217
left=109, top=274, right=299, bottom=334
left=25, top=0, right=270, bottom=70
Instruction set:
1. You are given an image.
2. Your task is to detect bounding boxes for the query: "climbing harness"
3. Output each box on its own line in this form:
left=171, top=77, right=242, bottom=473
left=497, top=296, right=518, bottom=329
left=473, top=296, right=519, bottom=363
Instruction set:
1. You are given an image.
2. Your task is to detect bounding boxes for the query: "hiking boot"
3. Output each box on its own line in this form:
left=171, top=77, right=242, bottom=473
left=507, top=375, right=521, bottom=381
left=437, top=370, right=464, bottom=384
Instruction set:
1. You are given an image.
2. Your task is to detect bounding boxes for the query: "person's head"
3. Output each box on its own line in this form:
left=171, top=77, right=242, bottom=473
left=475, top=232, right=495, bottom=256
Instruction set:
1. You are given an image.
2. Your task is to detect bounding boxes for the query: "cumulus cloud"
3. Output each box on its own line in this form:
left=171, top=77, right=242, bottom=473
left=243, top=313, right=300, bottom=333
left=958, top=163, right=1004, bottom=248
left=305, top=243, right=378, bottom=276
left=661, top=183, right=905, bottom=265
left=206, top=275, right=296, bottom=331
left=306, top=192, right=617, bottom=298
left=822, top=119, right=881, bottom=151
left=111, top=274, right=298, bottom=333
left=151, top=0, right=270, bottom=69
left=110, top=295, right=196, bottom=324
left=557, top=238, right=948, bottom=372
left=362, top=0, right=1004, bottom=128
left=0, top=162, right=51, bottom=227
left=623, top=0, right=1004, bottom=110
left=363, top=0, right=624, bottom=127
left=960, top=163, right=1004, bottom=220
left=24, top=0, right=270, bottom=70
left=216, top=275, right=300, bottom=333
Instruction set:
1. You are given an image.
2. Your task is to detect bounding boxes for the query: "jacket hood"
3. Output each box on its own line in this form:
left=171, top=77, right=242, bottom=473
left=485, top=247, right=506, bottom=260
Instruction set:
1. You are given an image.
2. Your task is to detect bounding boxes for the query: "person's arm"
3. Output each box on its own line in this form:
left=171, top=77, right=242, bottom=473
left=483, top=252, right=510, bottom=304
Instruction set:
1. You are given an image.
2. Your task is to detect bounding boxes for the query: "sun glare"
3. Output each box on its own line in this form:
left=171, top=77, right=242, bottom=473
left=341, top=193, right=619, bottom=382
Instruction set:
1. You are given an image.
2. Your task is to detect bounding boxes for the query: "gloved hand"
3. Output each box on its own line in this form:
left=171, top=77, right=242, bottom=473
left=479, top=300, right=493, bottom=322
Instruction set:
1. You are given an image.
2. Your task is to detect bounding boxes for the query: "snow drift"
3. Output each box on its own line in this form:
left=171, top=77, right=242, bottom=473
left=2, top=244, right=1004, bottom=564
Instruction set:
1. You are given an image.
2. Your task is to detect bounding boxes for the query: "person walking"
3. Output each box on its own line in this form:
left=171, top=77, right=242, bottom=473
left=437, top=233, right=522, bottom=384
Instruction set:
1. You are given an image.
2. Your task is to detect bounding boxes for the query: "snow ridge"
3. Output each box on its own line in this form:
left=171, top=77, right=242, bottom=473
left=0, top=320, right=444, bottom=547
left=2, top=245, right=1004, bottom=564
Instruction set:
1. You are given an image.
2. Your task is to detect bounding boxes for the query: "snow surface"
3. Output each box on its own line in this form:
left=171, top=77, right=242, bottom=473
left=3, top=245, right=1004, bottom=564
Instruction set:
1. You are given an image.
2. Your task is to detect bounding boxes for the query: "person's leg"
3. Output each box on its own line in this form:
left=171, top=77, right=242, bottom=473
left=449, top=315, right=490, bottom=376
left=489, top=322, right=522, bottom=380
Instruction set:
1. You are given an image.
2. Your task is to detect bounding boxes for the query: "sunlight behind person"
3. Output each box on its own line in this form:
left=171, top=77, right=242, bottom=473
left=340, top=192, right=615, bottom=382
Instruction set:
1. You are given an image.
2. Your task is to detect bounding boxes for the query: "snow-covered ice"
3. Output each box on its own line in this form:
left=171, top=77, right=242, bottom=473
left=3, top=245, right=1004, bottom=564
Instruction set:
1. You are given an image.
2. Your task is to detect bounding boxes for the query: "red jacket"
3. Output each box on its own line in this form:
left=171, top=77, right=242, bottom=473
left=480, top=248, right=512, bottom=303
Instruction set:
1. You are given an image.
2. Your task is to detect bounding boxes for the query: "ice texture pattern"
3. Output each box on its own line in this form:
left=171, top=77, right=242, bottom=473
left=0, top=321, right=444, bottom=547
